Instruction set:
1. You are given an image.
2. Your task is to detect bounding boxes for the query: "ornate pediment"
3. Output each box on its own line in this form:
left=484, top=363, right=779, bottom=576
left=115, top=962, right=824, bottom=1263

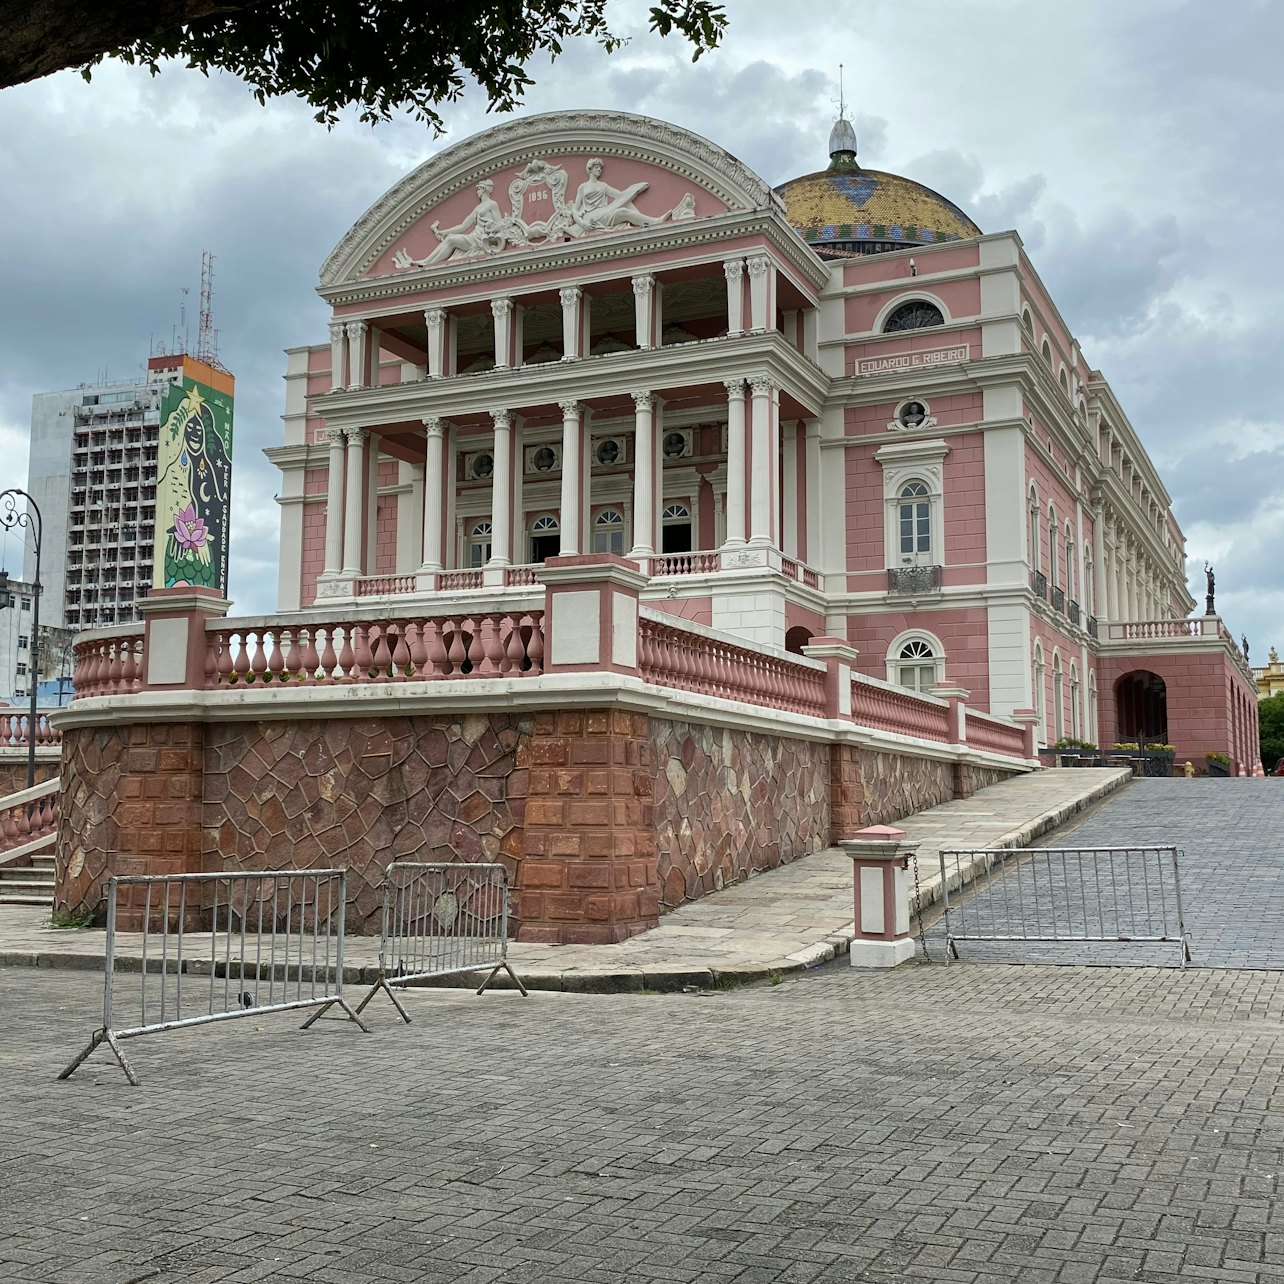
left=320, top=110, right=785, bottom=288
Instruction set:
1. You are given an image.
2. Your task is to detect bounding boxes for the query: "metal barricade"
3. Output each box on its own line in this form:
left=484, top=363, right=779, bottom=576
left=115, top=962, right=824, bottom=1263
left=60, top=869, right=368, bottom=1085
left=359, top=862, right=528, bottom=1020
left=939, top=846, right=1192, bottom=968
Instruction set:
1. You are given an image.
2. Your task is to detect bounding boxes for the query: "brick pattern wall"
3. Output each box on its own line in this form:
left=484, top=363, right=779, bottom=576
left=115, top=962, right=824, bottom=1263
left=652, top=719, right=829, bottom=907
left=57, top=724, right=204, bottom=928
left=203, top=715, right=530, bottom=931
left=518, top=710, right=657, bottom=946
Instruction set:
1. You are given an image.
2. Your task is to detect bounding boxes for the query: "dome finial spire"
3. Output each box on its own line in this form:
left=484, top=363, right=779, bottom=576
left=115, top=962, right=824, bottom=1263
left=828, top=62, right=858, bottom=171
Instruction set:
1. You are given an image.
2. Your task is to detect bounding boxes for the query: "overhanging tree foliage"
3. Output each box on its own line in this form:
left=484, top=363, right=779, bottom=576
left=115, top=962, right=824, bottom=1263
left=1, top=0, right=727, bottom=126
left=1260, top=692, right=1284, bottom=770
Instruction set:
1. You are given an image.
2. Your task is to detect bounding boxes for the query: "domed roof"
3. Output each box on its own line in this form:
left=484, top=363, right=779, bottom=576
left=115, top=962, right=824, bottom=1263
left=775, top=116, right=982, bottom=257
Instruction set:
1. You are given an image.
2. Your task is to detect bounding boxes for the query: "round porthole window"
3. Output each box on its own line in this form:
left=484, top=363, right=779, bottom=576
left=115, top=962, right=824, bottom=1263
left=532, top=446, right=557, bottom=472
left=471, top=453, right=494, bottom=479
left=595, top=439, right=620, bottom=466
left=899, top=401, right=927, bottom=429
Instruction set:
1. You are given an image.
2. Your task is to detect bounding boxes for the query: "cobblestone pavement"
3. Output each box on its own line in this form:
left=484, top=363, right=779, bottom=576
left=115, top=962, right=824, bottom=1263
left=925, top=779, right=1284, bottom=969
left=6, top=961, right=1284, bottom=1283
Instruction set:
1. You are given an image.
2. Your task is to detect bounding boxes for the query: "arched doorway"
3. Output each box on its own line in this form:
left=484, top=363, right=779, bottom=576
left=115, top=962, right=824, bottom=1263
left=1114, top=670, right=1168, bottom=743
left=784, top=626, right=813, bottom=655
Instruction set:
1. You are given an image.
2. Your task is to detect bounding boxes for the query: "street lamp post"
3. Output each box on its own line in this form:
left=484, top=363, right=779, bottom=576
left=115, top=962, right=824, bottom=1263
left=0, top=489, right=43, bottom=789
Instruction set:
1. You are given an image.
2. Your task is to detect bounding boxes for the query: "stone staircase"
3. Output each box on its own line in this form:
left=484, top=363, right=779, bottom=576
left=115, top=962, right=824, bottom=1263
left=0, top=851, right=55, bottom=906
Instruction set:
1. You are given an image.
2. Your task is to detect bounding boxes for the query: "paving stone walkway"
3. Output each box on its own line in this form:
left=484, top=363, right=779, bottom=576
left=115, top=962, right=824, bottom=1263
left=5, top=961, right=1284, bottom=1282
left=927, top=779, right=1284, bottom=970
left=0, top=769, right=1128, bottom=989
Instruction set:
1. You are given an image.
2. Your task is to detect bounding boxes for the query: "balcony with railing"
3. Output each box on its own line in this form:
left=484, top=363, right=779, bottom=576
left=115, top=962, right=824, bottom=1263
left=887, top=564, right=942, bottom=595
left=1067, top=599, right=1080, bottom=625
left=1050, top=585, right=1065, bottom=613
left=1030, top=569, right=1048, bottom=600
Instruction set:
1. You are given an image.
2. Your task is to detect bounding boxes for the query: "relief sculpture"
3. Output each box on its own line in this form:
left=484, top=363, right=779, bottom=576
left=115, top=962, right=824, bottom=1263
left=392, top=156, right=696, bottom=270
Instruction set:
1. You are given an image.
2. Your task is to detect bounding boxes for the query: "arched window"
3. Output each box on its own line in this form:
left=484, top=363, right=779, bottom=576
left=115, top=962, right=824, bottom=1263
left=529, top=513, right=560, bottom=563
left=1088, top=671, right=1098, bottom=743
left=883, top=300, right=945, bottom=333
left=1041, top=338, right=1053, bottom=366
left=1059, top=368, right=1070, bottom=395
left=592, top=509, right=625, bottom=555
left=1064, top=522, right=1076, bottom=602
left=898, top=480, right=932, bottom=560
left=1069, top=661, right=1081, bottom=740
left=893, top=638, right=940, bottom=693
left=1047, top=509, right=1059, bottom=588
left=1083, top=543, right=1094, bottom=615
left=1034, top=643, right=1047, bottom=746
left=661, top=502, right=692, bottom=555
left=468, top=519, right=493, bottom=568
left=1052, top=651, right=1065, bottom=742
left=1021, top=308, right=1034, bottom=336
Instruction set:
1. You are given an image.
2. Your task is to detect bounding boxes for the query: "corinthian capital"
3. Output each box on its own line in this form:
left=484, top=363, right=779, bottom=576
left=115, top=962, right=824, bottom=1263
left=423, top=307, right=445, bottom=331
left=344, top=320, right=368, bottom=338
left=632, top=274, right=655, bottom=297
left=723, top=259, right=745, bottom=282
left=557, top=400, right=582, bottom=419
left=422, top=416, right=445, bottom=438
left=746, top=255, right=771, bottom=278
left=491, top=297, right=514, bottom=319
left=325, top=425, right=347, bottom=447
left=559, top=287, right=583, bottom=308
left=749, top=376, right=774, bottom=396
left=723, top=378, right=746, bottom=397
left=328, top=320, right=346, bottom=341
left=491, top=409, right=512, bottom=432
left=343, top=427, right=368, bottom=446
left=631, top=391, right=655, bottom=413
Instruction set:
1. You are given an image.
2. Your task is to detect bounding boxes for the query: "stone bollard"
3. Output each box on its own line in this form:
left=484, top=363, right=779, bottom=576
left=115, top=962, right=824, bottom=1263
left=1183, top=761, right=1195, bottom=778
left=838, top=824, right=919, bottom=968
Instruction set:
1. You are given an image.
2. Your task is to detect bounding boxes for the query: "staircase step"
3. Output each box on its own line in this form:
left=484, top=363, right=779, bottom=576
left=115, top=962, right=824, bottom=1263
left=0, top=879, right=55, bottom=895
left=0, top=867, right=55, bottom=882
left=0, top=893, right=54, bottom=906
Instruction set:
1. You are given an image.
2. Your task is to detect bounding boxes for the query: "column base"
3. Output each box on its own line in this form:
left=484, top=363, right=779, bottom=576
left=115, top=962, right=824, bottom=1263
left=848, top=937, right=916, bottom=969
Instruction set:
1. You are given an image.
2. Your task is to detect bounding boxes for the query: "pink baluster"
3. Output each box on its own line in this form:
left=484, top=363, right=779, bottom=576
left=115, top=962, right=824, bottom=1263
left=266, top=630, right=286, bottom=681
left=422, top=620, right=448, bottom=677
left=462, top=619, right=484, bottom=674
left=318, top=626, right=338, bottom=683
left=123, top=638, right=141, bottom=691
left=337, top=625, right=357, bottom=681
left=406, top=621, right=427, bottom=676
left=296, top=627, right=318, bottom=683
left=248, top=630, right=269, bottom=681
left=353, top=624, right=377, bottom=676
left=232, top=632, right=252, bottom=681
left=391, top=625, right=412, bottom=677
left=523, top=615, right=544, bottom=674
left=215, top=632, right=236, bottom=685
left=445, top=619, right=467, bottom=674
left=370, top=625, right=393, bottom=676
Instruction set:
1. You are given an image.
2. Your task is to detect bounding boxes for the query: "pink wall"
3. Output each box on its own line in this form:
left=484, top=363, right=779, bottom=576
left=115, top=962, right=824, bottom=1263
left=847, top=606, right=990, bottom=708
left=845, top=279, right=981, bottom=335
left=841, top=242, right=980, bottom=290
left=300, top=504, right=326, bottom=607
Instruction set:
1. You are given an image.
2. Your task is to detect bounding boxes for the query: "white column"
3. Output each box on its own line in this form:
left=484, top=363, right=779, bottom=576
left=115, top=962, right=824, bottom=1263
left=630, top=392, right=657, bottom=556
left=748, top=377, right=775, bottom=544
left=804, top=418, right=822, bottom=565
left=367, top=324, right=382, bottom=387
left=723, top=379, right=747, bottom=547
left=802, top=307, right=819, bottom=361
left=328, top=322, right=348, bottom=392
left=513, top=304, right=525, bottom=368
left=781, top=420, right=798, bottom=559
left=420, top=417, right=446, bottom=571
left=559, top=400, right=583, bottom=557
left=487, top=410, right=512, bottom=567
left=511, top=417, right=524, bottom=563
left=345, top=321, right=368, bottom=390
left=424, top=308, right=446, bottom=378
left=560, top=287, right=583, bottom=360
left=340, top=428, right=367, bottom=575
left=322, top=426, right=346, bottom=575
left=724, top=260, right=745, bottom=336
left=1092, top=507, right=1107, bottom=621
left=492, top=297, right=513, bottom=369
left=747, top=255, right=772, bottom=333
left=633, top=275, right=656, bottom=349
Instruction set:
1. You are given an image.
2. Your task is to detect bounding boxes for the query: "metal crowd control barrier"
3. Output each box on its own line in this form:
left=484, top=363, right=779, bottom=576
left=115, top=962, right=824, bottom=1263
left=60, top=869, right=368, bottom=1085
left=359, top=861, right=528, bottom=1020
left=939, top=846, right=1192, bottom=968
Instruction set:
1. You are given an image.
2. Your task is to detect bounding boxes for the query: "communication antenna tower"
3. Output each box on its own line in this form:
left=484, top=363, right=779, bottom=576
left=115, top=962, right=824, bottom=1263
left=197, top=251, right=223, bottom=368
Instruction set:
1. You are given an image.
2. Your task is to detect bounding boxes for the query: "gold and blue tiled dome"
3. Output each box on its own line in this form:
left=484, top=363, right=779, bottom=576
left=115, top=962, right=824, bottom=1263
left=776, top=113, right=981, bottom=258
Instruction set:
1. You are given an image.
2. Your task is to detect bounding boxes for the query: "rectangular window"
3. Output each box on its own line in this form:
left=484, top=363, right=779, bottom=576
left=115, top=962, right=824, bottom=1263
left=592, top=530, right=625, bottom=555
left=17, top=635, right=28, bottom=649
left=15, top=663, right=27, bottom=676
left=20, top=597, right=31, bottom=610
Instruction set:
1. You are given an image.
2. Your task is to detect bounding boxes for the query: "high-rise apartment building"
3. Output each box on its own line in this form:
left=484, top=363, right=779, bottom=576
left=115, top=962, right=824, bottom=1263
left=27, top=353, right=235, bottom=632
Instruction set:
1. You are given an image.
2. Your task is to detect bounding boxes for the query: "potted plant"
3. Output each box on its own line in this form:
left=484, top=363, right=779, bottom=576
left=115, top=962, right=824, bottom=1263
left=1205, top=751, right=1231, bottom=778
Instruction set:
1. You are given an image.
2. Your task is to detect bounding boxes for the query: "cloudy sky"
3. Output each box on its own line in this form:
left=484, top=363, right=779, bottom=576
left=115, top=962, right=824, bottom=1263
left=0, top=0, right=1280, bottom=652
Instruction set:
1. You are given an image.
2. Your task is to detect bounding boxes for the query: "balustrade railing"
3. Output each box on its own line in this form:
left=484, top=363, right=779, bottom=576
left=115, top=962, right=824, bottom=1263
left=1086, top=615, right=1098, bottom=639
left=354, top=574, right=417, bottom=598
left=1051, top=585, right=1065, bottom=612
left=1106, top=618, right=1213, bottom=641
left=850, top=674, right=952, bottom=743
left=964, top=709, right=1027, bottom=758
left=503, top=565, right=540, bottom=587
left=1030, top=569, right=1048, bottom=600
left=0, top=712, right=61, bottom=748
left=72, top=631, right=144, bottom=698
left=781, top=558, right=821, bottom=589
left=1067, top=599, right=1081, bottom=625
left=204, top=612, right=545, bottom=687
left=887, top=565, right=942, bottom=594
left=638, top=617, right=827, bottom=717
left=650, top=552, right=719, bottom=577
left=0, top=778, right=59, bottom=856
left=437, top=570, right=484, bottom=591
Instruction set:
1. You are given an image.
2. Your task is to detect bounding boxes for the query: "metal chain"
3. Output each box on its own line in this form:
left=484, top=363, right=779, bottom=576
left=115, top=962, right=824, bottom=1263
left=912, top=852, right=931, bottom=961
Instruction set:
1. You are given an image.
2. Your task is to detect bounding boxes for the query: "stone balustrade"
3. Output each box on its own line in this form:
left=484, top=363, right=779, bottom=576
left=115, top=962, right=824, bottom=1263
left=650, top=552, right=720, bottom=577
left=964, top=709, right=1028, bottom=758
left=72, top=630, right=145, bottom=698
left=638, top=616, right=828, bottom=717
left=0, top=777, right=59, bottom=856
left=780, top=557, right=820, bottom=589
left=204, top=612, right=546, bottom=686
left=850, top=674, right=952, bottom=743
left=0, top=712, right=61, bottom=748
left=354, top=574, right=418, bottom=597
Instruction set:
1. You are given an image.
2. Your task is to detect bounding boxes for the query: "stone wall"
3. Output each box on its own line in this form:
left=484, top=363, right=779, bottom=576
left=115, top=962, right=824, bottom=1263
left=831, top=744, right=959, bottom=838
left=0, top=758, right=60, bottom=796
left=203, top=714, right=531, bottom=932
left=652, top=719, right=829, bottom=907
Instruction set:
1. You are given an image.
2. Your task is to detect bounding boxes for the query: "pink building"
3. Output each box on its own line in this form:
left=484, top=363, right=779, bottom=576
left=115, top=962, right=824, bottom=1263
left=272, top=109, right=1257, bottom=769
left=45, top=109, right=1260, bottom=942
